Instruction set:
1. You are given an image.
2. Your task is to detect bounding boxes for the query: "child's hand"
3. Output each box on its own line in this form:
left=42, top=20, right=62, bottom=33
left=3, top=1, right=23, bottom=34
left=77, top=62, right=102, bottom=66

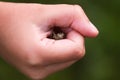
left=0, top=2, right=98, bottom=79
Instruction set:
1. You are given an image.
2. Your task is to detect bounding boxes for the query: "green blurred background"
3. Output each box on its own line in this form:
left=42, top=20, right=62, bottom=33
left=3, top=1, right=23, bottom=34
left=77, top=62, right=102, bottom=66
left=0, top=0, right=120, bottom=80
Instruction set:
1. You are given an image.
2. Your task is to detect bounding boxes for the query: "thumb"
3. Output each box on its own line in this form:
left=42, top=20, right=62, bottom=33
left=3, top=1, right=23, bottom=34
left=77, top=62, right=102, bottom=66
left=71, top=5, right=99, bottom=37
left=41, top=4, right=99, bottom=37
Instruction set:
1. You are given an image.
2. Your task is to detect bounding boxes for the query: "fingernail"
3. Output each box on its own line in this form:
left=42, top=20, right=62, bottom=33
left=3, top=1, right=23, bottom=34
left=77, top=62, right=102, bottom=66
left=89, top=22, right=99, bottom=35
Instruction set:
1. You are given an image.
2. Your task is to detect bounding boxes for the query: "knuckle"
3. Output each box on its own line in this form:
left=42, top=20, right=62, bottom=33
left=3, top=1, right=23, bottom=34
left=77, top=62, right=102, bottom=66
left=73, top=4, right=82, bottom=10
left=26, top=71, right=46, bottom=80
left=26, top=52, right=42, bottom=67
left=27, top=73, right=41, bottom=80
left=24, top=62, right=47, bottom=80
left=72, top=4, right=84, bottom=15
left=73, top=46, right=85, bottom=59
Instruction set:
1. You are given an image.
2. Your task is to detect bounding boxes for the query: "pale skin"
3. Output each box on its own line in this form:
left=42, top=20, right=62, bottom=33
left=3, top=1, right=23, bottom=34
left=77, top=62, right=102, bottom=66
left=0, top=2, right=99, bottom=80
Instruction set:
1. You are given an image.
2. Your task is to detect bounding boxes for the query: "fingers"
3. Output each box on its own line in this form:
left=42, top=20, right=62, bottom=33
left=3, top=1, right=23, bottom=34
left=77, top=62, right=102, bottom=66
left=67, top=30, right=85, bottom=45
left=39, top=4, right=99, bottom=37
left=43, top=60, right=77, bottom=77
left=38, top=30, right=85, bottom=65
left=24, top=60, right=77, bottom=80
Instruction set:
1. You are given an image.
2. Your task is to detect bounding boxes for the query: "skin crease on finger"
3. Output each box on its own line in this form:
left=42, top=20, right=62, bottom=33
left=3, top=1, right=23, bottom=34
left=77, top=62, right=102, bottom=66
left=0, top=2, right=99, bottom=80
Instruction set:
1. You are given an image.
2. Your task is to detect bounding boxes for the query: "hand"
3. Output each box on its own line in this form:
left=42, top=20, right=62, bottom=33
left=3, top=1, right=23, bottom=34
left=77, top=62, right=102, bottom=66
left=0, top=2, right=98, bottom=80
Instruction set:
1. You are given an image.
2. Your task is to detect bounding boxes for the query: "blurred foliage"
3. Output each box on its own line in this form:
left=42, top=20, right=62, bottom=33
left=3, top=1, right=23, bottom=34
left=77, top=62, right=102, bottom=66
left=0, top=0, right=120, bottom=80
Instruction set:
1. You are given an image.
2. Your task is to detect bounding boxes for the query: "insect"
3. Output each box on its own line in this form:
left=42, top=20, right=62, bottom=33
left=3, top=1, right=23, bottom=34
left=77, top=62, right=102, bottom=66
left=47, top=27, right=66, bottom=40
